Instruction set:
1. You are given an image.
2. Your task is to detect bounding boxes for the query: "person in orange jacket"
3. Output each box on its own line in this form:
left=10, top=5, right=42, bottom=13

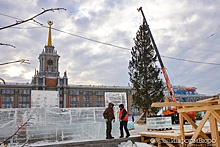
left=103, top=102, right=115, bottom=139
left=119, top=104, right=130, bottom=138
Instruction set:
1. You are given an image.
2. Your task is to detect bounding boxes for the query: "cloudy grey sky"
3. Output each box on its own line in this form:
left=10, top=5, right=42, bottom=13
left=0, top=0, right=220, bottom=95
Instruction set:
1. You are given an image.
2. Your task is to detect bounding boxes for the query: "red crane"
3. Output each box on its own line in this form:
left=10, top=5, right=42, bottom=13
left=137, top=7, right=196, bottom=123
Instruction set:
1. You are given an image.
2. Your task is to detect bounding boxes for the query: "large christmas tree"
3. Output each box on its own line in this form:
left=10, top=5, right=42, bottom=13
left=128, top=23, right=164, bottom=114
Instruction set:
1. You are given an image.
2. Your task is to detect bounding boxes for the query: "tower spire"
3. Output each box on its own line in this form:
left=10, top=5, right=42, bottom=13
left=47, top=20, right=53, bottom=46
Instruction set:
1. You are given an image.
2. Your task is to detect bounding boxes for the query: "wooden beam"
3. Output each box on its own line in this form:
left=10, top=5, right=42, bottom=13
left=196, top=97, right=217, bottom=102
left=134, top=112, right=145, bottom=124
left=177, top=104, right=220, bottom=113
left=152, top=102, right=213, bottom=107
left=179, top=112, right=185, bottom=147
left=209, top=114, right=220, bottom=147
left=211, top=110, right=220, bottom=123
left=190, top=111, right=210, bottom=144
left=181, top=112, right=209, bottom=139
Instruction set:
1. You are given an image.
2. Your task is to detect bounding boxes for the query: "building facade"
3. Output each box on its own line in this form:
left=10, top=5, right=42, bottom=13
left=0, top=21, right=133, bottom=112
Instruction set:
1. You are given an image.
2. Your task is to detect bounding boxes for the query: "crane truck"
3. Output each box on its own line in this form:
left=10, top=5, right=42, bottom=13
left=138, top=7, right=196, bottom=124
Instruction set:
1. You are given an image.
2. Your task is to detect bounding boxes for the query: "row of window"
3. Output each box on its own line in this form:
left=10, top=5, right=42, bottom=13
left=69, top=103, right=104, bottom=108
left=18, top=104, right=30, bottom=108
left=2, top=104, right=30, bottom=108
left=70, top=97, right=104, bottom=102
left=2, top=97, right=30, bottom=102
left=2, top=104, right=12, bottom=108
left=1, top=89, right=31, bottom=95
left=19, top=97, right=30, bottom=102
left=1, top=89, right=105, bottom=96
left=2, top=97, right=13, bottom=102
left=69, top=90, right=104, bottom=96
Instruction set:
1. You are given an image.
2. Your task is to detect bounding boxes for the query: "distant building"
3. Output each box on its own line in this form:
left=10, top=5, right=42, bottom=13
left=0, top=21, right=132, bottom=111
left=0, top=21, right=212, bottom=114
left=164, top=85, right=212, bottom=102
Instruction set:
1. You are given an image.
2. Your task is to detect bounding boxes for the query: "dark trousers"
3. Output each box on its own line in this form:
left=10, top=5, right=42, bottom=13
left=120, top=121, right=130, bottom=137
left=106, top=121, right=112, bottom=138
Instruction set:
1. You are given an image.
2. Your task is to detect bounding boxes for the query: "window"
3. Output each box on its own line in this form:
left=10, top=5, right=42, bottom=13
left=26, top=90, right=30, bottom=94
left=2, top=89, right=6, bottom=94
left=2, top=97, right=6, bottom=102
left=96, top=103, right=103, bottom=107
left=23, top=97, right=26, bottom=102
left=95, top=91, right=104, bottom=96
left=70, top=103, right=78, bottom=108
left=69, top=90, right=79, bottom=95
left=84, top=103, right=91, bottom=107
left=6, top=89, right=10, bottom=94
left=73, top=97, right=78, bottom=101
left=10, top=89, right=14, bottom=94
left=84, top=97, right=90, bottom=102
left=70, top=97, right=78, bottom=102
left=19, top=90, right=23, bottom=94
left=6, top=104, right=12, bottom=108
left=83, top=91, right=93, bottom=95
left=96, top=97, right=102, bottom=102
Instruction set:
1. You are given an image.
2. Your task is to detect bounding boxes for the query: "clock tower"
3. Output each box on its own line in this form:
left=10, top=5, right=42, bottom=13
left=32, top=21, right=68, bottom=91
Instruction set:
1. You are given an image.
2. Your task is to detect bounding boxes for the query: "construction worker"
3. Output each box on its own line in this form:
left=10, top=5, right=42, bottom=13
left=103, top=102, right=115, bottom=139
left=119, top=104, right=130, bottom=138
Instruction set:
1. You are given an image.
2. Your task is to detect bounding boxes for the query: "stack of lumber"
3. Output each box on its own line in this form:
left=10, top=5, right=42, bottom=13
left=138, top=97, right=220, bottom=147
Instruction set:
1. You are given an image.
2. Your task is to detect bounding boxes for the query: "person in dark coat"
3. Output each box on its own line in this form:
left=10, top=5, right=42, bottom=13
left=103, top=102, right=115, bottom=139
left=119, top=104, right=130, bottom=138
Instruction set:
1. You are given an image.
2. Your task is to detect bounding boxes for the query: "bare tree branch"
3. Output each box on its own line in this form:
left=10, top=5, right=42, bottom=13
left=0, top=59, right=30, bottom=66
left=0, top=43, right=15, bottom=48
left=0, top=8, right=66, bottom=30
left=21, top=140, right=29, bottom=147
left=0, top=78, right=5, bottom=84
left=1, top=118, right=33, bottom=146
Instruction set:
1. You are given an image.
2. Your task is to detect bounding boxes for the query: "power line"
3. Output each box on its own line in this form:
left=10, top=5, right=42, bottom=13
left=176, top=29, right=220, bottom=56
left=161, top=55, right=220, bottom=65
left=51, top=27, right=131, bottom=50
left=1, top=12, right=220, bottom=65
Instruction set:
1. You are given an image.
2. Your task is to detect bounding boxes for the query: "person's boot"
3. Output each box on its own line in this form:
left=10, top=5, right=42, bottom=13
left=110, top=135, right=114, bottom=139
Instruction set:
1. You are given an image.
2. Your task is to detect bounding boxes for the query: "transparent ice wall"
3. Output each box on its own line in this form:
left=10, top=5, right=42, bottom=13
left=0, top=108, right=120, bottom=146
left=105, top=92, right=127, bottom=121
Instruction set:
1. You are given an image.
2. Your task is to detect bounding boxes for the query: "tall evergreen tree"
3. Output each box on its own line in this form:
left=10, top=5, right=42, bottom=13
left=128, top=24, right=165, bottom=114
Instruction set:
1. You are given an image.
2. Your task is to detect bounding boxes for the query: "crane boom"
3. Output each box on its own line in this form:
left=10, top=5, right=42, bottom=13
left=138, top=7, right=176, bottom=102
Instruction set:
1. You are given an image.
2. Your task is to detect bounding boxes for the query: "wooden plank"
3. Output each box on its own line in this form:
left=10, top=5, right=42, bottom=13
left=209, top=114, right=220, bottom=147
left=181, top=112, right=209, bottom=139
left=138, top=132, right=181, bottom=138
left=190, top=111, right=210, bottom=144
left=152, top=102, right=213, bottom=107
left=178, top=112, right=185, bottom=147
left=134, top=112, right=145, bottom=124
left=211, top=110, right=220, bottom=123
left=177, top=104, right=220, bottom=113
left=196, top=97, right=217, bottom=102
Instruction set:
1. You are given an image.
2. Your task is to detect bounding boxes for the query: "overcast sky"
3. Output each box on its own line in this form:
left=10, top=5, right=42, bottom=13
left=0, top=0, right=220, bottom=95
